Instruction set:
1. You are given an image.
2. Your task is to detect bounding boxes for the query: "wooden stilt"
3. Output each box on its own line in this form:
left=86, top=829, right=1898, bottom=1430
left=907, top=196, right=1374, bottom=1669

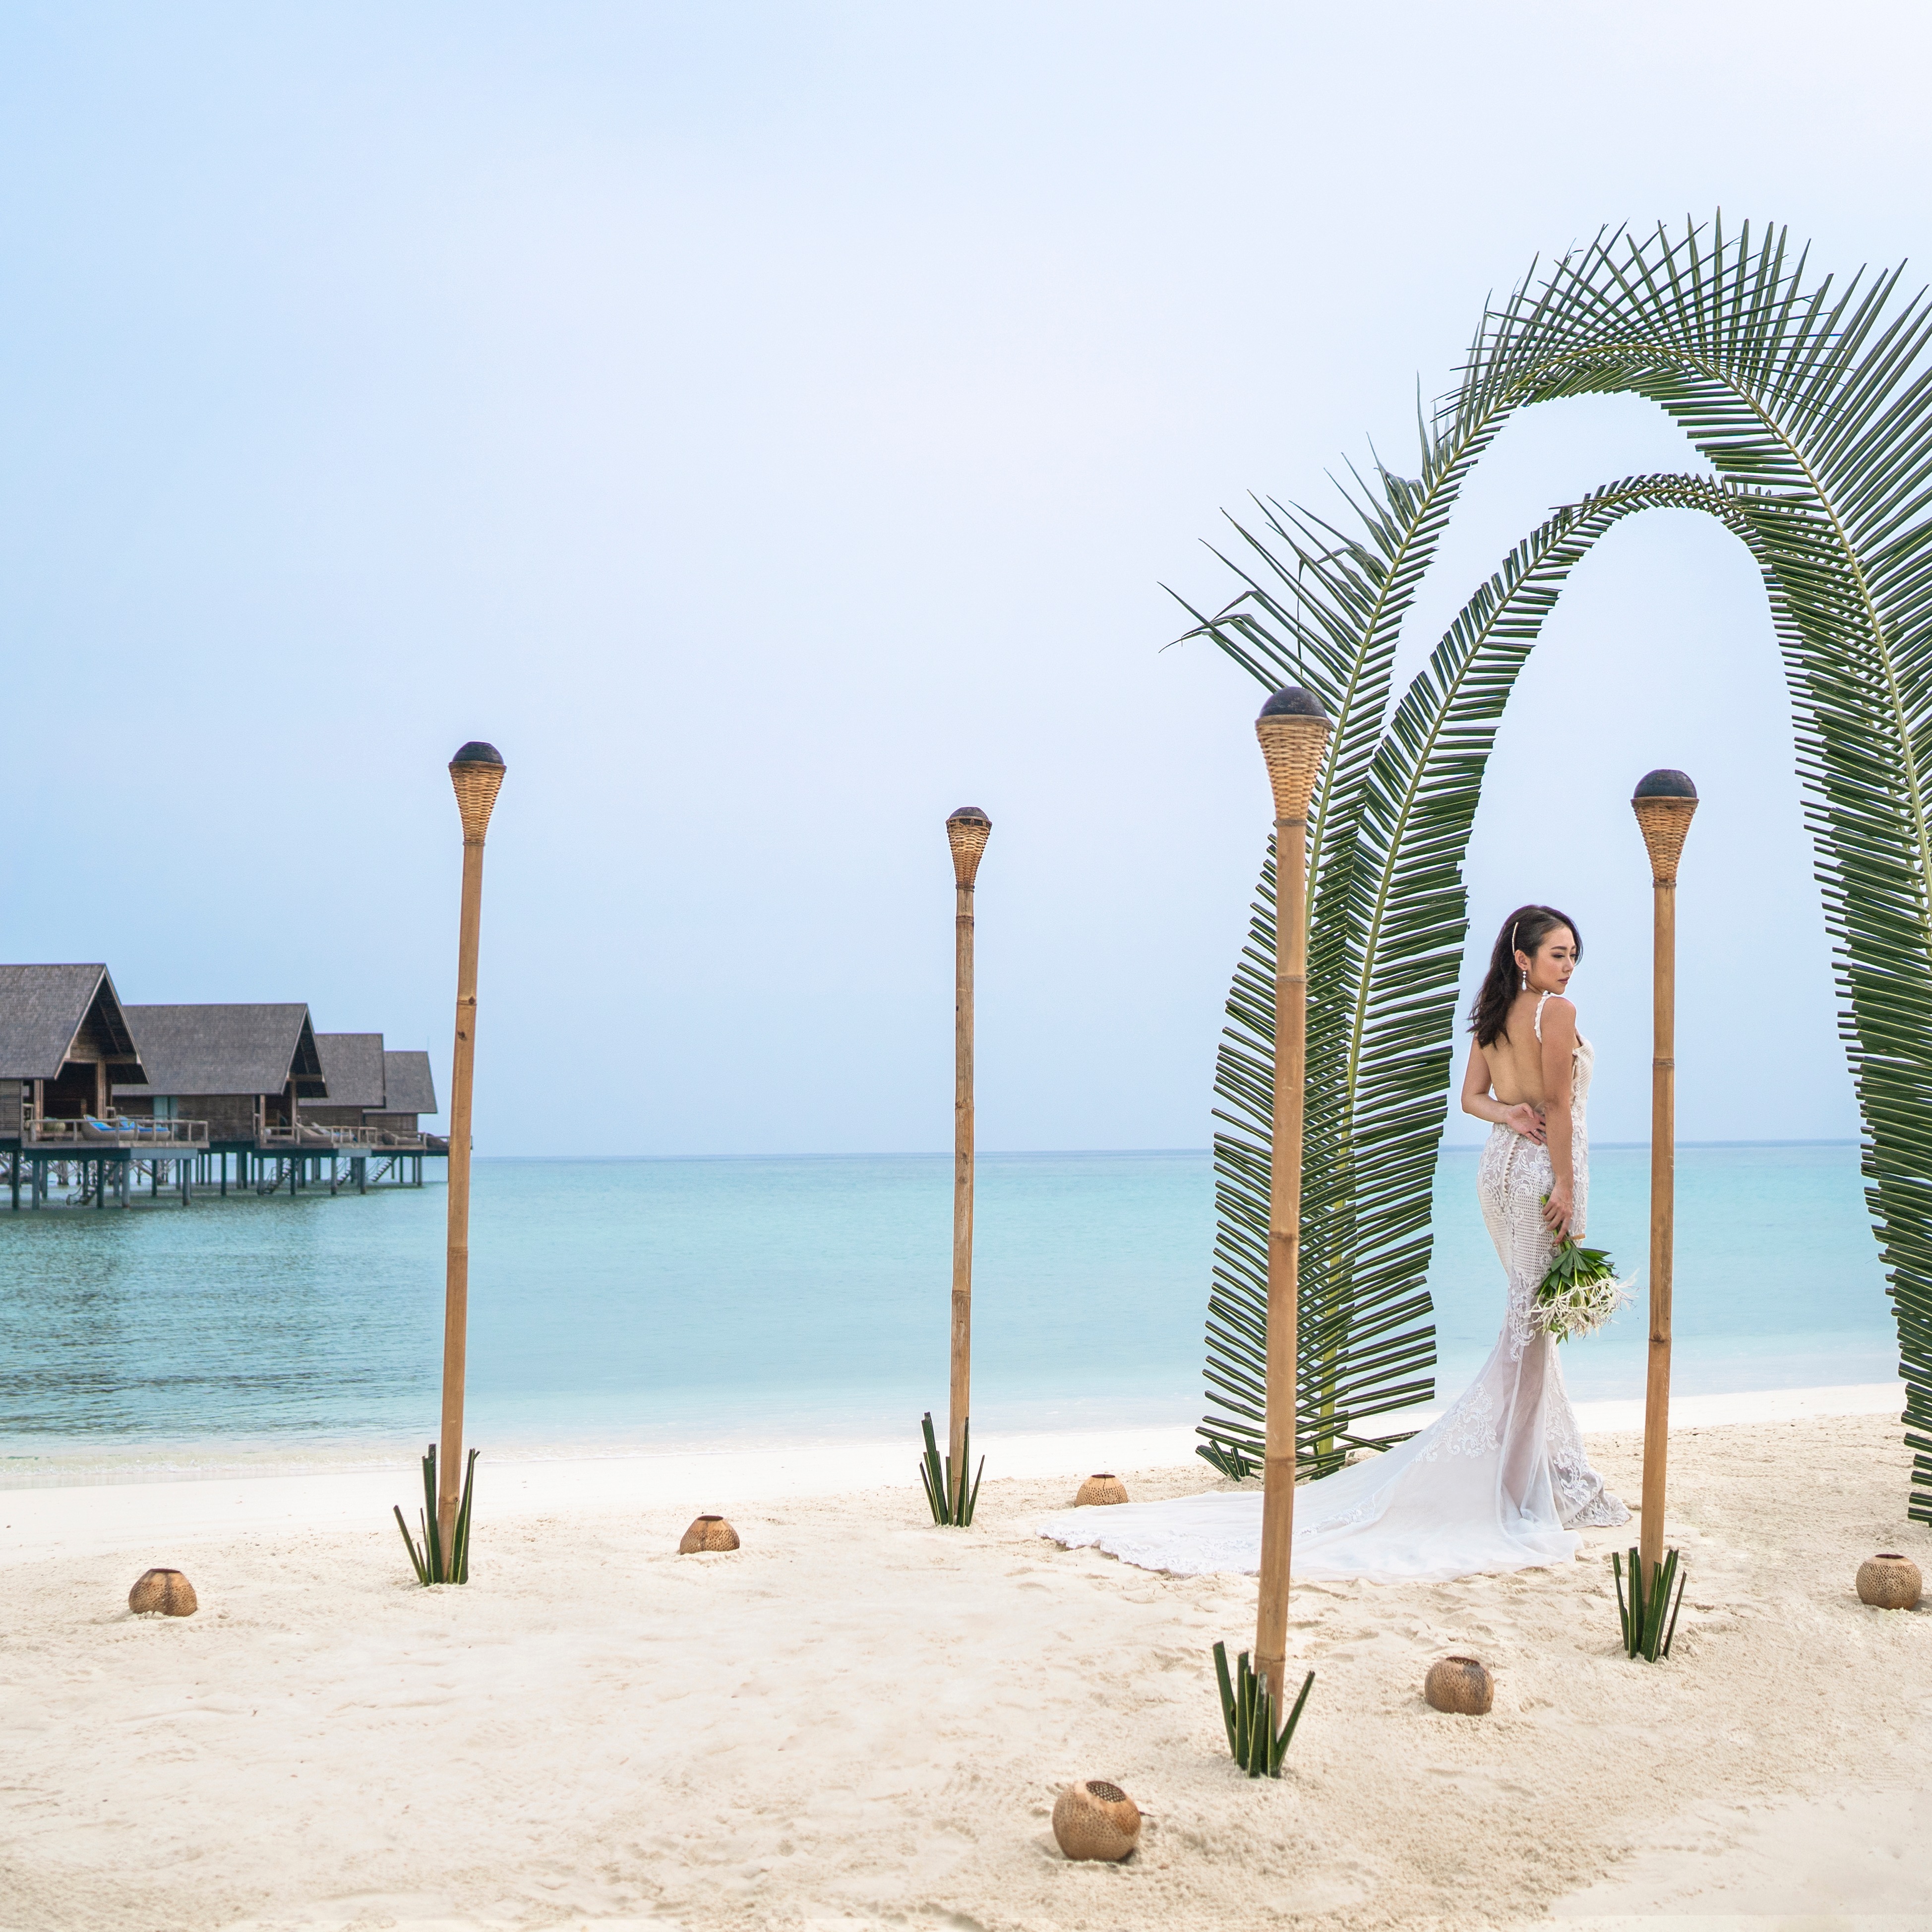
left=439, top=742, right=506, bottom=1559
left=1631, top=771, right=1698, bottom=1580
left=1251, top=689, right=1330, bottom=1711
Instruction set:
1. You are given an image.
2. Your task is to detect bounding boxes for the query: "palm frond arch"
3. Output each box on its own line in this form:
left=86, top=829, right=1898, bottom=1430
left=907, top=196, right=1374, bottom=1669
left=1184, top=218, right=1932, bottom=1522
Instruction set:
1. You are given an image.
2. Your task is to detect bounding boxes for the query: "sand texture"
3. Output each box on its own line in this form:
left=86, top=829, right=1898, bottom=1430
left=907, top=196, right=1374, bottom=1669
left=1, top=1413, right=1927, bottom=1931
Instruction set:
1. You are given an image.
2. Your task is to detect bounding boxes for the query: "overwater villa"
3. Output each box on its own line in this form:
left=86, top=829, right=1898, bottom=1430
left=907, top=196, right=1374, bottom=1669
left=302, top=1030, right=386, bottom=1134
left=302, top=1034, right=442, bottom=1171
left=116, top=1001, right=326, bottom=1146
left=0, top=966, right=443, bottom=1209
left=0, top=964, right=149, bottom=1132
left=374, top=1049, right=438, bottom=1144
left=0, top=964, right=195, bottom=1207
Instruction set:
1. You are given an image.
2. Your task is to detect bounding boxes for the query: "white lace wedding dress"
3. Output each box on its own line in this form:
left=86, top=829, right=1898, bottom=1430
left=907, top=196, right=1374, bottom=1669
left=1040, top=993, right=1629, bottom=1582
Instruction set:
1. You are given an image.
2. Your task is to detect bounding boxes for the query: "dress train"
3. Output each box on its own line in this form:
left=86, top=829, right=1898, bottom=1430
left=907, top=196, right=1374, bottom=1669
left=1039, top=996, right=1628, bottom=1583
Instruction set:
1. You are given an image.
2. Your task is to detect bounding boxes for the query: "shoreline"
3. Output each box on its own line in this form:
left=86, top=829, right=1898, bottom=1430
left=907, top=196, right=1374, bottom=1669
left=0, top=1378, right=1905, bottom=1496
left=0, top=1383, right=1906, bottom=1570
left=1, top=1377, right=1906, bottom=1491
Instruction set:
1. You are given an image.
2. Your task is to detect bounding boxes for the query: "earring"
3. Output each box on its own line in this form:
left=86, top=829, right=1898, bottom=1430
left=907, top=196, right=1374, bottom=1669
left=1519, top=968, right=1527, bottom=990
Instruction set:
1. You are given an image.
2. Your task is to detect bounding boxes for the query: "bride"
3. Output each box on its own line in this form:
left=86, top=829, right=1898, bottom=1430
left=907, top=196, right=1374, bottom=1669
left=1041, top=904, right=1629, bottom=1583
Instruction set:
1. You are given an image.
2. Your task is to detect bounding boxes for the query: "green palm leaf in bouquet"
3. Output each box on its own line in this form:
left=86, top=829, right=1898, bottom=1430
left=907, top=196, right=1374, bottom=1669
left=1535, top=1218, right=1633, bottom=1343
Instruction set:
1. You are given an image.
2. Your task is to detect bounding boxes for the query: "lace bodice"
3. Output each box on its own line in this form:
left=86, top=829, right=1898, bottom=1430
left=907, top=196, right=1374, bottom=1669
left=1479, top=990, right=1590, bottom=1348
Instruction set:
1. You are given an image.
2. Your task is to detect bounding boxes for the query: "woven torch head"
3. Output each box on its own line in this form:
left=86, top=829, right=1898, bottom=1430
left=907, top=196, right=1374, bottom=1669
left=947, top=806, right=992, bottom=888
left=1631, top=768, right=1697, bottom=883
left=1255, top=687, right=1330, bottom=819
left=450, top=740, right=506, bottom=843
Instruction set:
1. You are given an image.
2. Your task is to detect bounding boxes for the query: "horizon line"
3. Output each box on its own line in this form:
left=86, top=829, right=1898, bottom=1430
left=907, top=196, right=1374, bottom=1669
left=471, top=1138, right=1863, bottom=1164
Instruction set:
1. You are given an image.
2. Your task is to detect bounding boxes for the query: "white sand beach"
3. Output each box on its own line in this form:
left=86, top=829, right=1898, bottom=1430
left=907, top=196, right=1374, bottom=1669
left=2, top=1390, right=1927, bottom=1932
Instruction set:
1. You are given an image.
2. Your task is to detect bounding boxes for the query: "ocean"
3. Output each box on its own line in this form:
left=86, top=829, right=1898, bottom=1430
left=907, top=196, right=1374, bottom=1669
left=0, top=1144, right=1899, bottom=1476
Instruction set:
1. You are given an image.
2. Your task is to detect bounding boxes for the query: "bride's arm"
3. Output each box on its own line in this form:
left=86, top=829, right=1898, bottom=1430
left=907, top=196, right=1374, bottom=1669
left=1539, top=997, right=1579, bottom=1231
left=1459, top=1046, right=1545, bottom=1141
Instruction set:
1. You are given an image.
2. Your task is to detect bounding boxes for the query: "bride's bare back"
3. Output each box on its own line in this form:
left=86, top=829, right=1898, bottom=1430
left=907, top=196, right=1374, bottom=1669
left=1482, top=987, right=1575, bottom=1106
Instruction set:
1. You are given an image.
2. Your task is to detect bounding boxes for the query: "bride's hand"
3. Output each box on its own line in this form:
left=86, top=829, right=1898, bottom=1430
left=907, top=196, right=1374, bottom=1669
left=1542, top=1180, right=1573, bottom=1233
left=1504, top=1102, right=1546, bottom=1144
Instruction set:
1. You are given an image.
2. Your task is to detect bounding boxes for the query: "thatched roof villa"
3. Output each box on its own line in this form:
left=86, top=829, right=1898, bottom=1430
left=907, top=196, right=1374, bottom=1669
left=304, top=1031, right=386, bottom=1131
left=114, top=1003, right=327, bottom=1147
left=302, top=1037, right=441, bottom=1148
left=374, top=1049, right=439, bottom=1143
left=0, top=964, right=148, bottom=1140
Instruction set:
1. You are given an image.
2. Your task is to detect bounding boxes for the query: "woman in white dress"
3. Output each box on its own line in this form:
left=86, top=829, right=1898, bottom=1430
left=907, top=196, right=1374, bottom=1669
left=1040, top=905, right=1629, bottom=1583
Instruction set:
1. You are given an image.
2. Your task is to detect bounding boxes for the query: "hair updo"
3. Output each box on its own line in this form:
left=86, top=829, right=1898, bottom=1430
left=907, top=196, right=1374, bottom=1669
left=1468, top=904, right=1580, bottom=1047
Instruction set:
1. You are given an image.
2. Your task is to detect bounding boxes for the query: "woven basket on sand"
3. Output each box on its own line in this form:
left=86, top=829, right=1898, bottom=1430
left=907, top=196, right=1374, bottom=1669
left=1051, top=1779, right=1141, bottom=1861
left=678, top=1514, right=741, bottom=1555
left=1856, top=1553, right=1923, bottom=1610
left=1424, top=1654, right=1493, bottom=1715
left=1074, top=1473, right=1128, bottom=1507
left=128, top=1569, right=198, bottom=1617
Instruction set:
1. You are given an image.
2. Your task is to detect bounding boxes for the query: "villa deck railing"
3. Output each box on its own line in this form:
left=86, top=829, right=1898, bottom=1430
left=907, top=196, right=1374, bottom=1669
left=262, top=1123, right=380, bottom=1150
left=25, top=1117, right=210, bottom=1150
left=272, top=1123, right=439, bottom=1151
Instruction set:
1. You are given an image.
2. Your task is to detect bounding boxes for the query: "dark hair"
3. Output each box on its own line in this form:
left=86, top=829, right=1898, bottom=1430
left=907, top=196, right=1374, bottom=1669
left=1468, top=904, right=1581, bottom=1047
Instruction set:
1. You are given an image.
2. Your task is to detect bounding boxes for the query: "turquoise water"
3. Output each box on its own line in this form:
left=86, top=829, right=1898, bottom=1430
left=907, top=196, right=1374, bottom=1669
left=1430, top=1141, right=1894, bottom=1399
left=0, top=1145, right=1899, bottom=1468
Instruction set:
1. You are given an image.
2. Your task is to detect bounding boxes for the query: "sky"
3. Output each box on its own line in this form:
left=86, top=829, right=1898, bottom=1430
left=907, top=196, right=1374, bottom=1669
left=3, top=2, right=1930, bottom=1155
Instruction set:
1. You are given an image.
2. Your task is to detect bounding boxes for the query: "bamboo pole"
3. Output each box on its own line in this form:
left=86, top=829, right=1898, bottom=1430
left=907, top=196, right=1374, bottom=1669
left=1631, top=768, right=1697, bottom=1582
left=439, top=740, right=507, bottom=1557
left=945, top=806, right=991, bottom=1516
left=1253, top=688, right=1330, bottom=1710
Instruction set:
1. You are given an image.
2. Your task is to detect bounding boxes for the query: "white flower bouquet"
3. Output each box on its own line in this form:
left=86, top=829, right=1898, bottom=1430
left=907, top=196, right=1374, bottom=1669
left=1535, top=1225, right=1634, bottom=1342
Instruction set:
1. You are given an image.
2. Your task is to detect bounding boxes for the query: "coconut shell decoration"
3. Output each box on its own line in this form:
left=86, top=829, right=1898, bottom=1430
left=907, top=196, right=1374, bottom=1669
left=678, top=1514, right=740, bottom=1554
left=1051, top=1779, right=1141, bottom=1861
left=128, top=1569, right=198, bottom=1617
left=1074, top=1473, right=1129, bottom=1507
left=1424, top=1654, right=1493, bottom=1715
left=1856, top=1553, right=1923, bottom=1610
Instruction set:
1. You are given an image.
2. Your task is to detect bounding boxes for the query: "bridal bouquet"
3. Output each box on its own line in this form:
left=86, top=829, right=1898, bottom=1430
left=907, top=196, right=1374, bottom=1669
left=1535, top=1224, right=1634, bottom=1342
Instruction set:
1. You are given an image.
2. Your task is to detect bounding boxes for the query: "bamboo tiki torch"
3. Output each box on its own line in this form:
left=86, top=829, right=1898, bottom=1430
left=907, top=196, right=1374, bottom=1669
left=1254, top=688, right=1330, bottom=1711
left=1631, top=768, right=1697, bottom=1583
left=439, top=740, right=507, bottom=1555
left=945, top=806, right=991, bottom=1517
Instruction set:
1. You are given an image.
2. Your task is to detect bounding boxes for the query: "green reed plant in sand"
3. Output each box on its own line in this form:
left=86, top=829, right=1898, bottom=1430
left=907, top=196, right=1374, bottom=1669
left=1612, top=1546, right=1687, bottom=1661
left=916, top=1410, right=983, bottom=1526
left=1212, top=1641, right=1315, bottom=1777
left=395, top=1443, right=478, bottom=1585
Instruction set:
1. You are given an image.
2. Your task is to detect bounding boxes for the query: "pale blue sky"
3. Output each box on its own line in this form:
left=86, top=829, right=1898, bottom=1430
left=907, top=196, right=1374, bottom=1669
left=3, top=3, right=1928, bottom=1153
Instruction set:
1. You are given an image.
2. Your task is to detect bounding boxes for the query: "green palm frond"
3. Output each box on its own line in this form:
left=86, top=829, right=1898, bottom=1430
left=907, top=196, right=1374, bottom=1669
left=1187, top=217, right=1932, bottom=1518
left=1193, top=475, right=1753, bottom=1476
